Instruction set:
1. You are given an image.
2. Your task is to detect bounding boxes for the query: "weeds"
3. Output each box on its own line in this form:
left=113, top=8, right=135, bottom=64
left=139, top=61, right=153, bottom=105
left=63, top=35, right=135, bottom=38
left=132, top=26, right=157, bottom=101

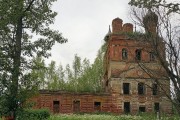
left=48, top=113, right=180, bottom=120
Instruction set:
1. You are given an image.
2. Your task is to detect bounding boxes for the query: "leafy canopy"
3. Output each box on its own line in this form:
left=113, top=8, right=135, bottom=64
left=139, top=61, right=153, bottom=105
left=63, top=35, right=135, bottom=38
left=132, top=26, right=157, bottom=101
left=0, top=0, right=67, bottom=117
left=129, top=0, right=180, bottom=14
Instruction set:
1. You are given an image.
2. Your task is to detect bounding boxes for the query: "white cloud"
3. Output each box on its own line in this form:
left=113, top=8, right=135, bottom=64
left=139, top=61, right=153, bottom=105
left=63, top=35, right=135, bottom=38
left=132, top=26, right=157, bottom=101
left=47, top=0, right=131, bottom=66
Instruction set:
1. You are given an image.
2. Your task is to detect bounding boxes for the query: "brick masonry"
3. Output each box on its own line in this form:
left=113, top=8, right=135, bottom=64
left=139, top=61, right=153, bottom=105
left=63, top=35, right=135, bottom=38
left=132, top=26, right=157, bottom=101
left=30, top=14, right=172, bottom=114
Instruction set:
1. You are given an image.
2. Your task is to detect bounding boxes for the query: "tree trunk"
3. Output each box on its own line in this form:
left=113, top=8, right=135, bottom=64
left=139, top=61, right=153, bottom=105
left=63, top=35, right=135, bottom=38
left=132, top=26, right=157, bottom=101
left=10, top=16, right=23, bottom=120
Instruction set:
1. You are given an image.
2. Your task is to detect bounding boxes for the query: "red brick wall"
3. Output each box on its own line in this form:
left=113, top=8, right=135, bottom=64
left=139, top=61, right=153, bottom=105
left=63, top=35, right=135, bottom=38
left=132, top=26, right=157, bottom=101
left=29, top=18, right=172, bottom=115
left=102, top=18, right=172, bottom=115
left=29, top=90, right=172, bottom=115
left=30, top=92, right=118, bottom=114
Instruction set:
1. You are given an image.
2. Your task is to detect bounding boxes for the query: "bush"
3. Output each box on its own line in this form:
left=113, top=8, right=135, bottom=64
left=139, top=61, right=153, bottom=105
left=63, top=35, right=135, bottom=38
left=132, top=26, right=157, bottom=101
left=17, top=109, right=50, bottom=120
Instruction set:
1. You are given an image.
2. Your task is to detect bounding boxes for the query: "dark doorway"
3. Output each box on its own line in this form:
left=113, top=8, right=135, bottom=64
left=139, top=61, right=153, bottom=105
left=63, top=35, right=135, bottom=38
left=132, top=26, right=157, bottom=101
left=154, top=103, right=160, bottom=112
left=53, top=101, right=60, bottom=113
left=94, top=102, right=101, bottom=112
left=139, top=106, right=146, bottom=112
left=124, top=102, right=130, bottom=113
left=123, top=83, right=130, bottom=94
left=73, top=100, right=80, bottom=112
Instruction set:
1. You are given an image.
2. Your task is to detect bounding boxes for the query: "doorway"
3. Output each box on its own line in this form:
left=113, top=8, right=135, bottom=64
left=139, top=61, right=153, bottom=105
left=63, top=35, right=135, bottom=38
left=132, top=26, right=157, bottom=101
left=124, top=102, right=130, bottom=113
left=53, top=101, right=60, bottom=113
left=73, top=100, right=80, bottom=112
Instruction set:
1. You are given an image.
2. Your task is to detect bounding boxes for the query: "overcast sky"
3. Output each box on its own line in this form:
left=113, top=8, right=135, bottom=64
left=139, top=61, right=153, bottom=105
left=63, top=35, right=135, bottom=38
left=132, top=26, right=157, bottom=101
left=47, top=0, right=132, bottom=66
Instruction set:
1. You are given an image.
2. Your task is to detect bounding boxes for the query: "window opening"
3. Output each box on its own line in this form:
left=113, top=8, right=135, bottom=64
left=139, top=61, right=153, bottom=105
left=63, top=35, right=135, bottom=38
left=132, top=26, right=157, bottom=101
left=94, top=102, right=101, bottom=111
left=135, top=49, right=142, bottom=60
left=150, top=52, right=155, bottom=61
left=122, top=48, right=128, bottom=60
left=138, top=83, right=145, bottom=95
left=123, top=83, right=130, bottom=94
left=152, top=84, right=158, bottom=95
left=139, top=106, right=146, bottom=112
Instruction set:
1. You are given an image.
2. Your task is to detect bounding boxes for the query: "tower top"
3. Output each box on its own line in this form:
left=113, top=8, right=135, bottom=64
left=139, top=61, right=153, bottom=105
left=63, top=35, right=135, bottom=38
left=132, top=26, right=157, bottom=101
left=108, top=25, right=111, bottom=34
left=112, top=18, right=123, bottom=33
left=143, top=11, right=158, bottom=34
left=104, top=25, right=111, bottom=42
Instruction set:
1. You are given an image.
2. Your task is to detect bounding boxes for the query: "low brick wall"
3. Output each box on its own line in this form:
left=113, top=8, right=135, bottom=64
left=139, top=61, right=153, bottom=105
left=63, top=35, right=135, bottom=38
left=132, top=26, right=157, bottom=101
left=29, top=90, right=172, bottom=115
left=30, top=90, right=116, bottom=114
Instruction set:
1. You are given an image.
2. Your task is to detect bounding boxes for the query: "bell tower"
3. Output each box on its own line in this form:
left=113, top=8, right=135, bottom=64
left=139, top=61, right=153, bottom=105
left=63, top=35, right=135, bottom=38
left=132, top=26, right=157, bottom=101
left=143, top=10, right=158, bottom=34
left=103, top=16, right=172, bottom=114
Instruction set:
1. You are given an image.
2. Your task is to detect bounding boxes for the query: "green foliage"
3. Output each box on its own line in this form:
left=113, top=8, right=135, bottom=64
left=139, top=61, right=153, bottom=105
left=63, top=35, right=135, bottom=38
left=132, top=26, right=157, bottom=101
left=33, top=43, right=107, bottom=93
left=31, top=57, right=47, bottom=89
left=120, top=31, right=146, bottom=40
left=129, top=0, right=180, bottom=14
left=31, top=58, right=66, bottom=91
left=129, top=0, right=180, bottom=115
left=0, top=0, right=67, bottom=118
left=17, top=109, right=50, bottom=120
left=58, top=43, right=106, bottom=93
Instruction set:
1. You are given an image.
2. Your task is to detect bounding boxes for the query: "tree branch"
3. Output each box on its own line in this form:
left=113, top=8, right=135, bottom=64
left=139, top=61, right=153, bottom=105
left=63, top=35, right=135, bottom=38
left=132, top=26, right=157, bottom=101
left=24, top=0, right=36, bottom=13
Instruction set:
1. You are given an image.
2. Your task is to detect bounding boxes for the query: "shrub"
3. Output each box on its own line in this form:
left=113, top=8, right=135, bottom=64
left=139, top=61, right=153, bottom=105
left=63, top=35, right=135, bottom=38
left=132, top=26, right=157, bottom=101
left=17, top=109, right=50, bottom=120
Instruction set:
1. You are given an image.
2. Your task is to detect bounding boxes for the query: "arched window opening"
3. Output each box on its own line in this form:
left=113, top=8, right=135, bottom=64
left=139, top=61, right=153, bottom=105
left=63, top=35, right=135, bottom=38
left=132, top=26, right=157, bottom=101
left=135, top=49, right=142, bottom=61
left=122, top=48, right=128, bottom=60
left=152, top=83, right=158, bottom=95
left=138, top=82, right=145, bottom=95
left=150, top=52, right=155, bottom=61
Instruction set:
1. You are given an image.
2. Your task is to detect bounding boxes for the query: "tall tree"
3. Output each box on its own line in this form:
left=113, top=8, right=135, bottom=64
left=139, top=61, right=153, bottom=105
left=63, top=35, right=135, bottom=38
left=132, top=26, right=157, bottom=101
left=56, top=63, right=65, bottom=90
left=64, top=64, right=73, bottom=91
left=76, top=44, right=106, bottom=93
left=61, top=49, right=105, bottom=93
left=46, top=61, right=58, bottom=90
left=129, top=0, right=180, bottom=14
left=46, top=61, right=65, bottom=90
left=72, top=54, right=82, bottom=79
left=65, top=54, right=82, bottom=92
left=129, top=0, right=180, bottom=114
left=0, top=0, right=67, bottom=118
left=31, top=57, right=46, bottom=89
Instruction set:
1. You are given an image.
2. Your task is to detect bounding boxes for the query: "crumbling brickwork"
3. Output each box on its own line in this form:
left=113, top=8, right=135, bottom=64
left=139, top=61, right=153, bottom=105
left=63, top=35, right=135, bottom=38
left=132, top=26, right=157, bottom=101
left=31, top=91, right=121, bottom=114
left=30, top=13, right=172, bottom=114
left=103, top=13, right=172, bottom=114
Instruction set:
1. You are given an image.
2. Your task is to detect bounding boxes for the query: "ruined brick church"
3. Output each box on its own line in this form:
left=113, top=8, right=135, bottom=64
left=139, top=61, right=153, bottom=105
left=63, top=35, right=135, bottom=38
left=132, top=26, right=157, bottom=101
left=31, top=12, right=172, bottom=114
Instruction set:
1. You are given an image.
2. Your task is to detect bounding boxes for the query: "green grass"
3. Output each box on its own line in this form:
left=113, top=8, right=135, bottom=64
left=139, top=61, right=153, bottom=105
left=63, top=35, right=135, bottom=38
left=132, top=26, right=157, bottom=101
left=48, top=114, right=139, bottom=120
left=48, top=113, right=180, bottom=120
left=1, top=113, right=179, bottom=120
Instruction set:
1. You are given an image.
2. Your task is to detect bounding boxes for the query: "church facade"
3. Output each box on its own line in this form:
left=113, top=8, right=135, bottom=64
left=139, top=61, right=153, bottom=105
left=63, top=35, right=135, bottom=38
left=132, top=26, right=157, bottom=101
left=30, top=13, right=172, bottom=114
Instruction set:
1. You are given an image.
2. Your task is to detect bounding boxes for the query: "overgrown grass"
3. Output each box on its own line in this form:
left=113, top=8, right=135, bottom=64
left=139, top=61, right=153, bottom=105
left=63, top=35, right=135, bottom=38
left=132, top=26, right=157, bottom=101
left=48, top=113, right=180, bottom=120
left=1, top=113, right=179, bottom=120
left=48, top=114, right=139, bottom=120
